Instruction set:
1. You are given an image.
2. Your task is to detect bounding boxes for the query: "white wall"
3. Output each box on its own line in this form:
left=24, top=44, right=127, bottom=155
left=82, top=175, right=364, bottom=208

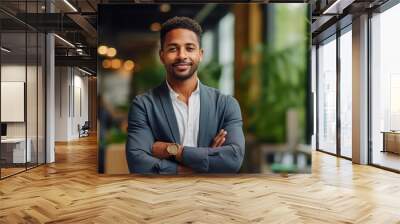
left=72, top=72, right=89, bottom=138
left=55, top=66, right=69, bottom=141
left=1, top=65, right=26, bottom=133
left=55, top=67, right=89, bottom=141
left=1, top=65, right=35, bottom=137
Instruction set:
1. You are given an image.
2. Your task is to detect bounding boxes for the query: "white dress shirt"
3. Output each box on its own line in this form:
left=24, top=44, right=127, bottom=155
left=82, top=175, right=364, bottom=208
left=166, top=80, right=200, bottom=147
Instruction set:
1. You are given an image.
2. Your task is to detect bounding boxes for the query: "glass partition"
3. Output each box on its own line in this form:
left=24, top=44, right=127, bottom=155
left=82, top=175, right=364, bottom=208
left=1, top=30, right=28, bottom=177
left=0, top=1, right=46, bottom=179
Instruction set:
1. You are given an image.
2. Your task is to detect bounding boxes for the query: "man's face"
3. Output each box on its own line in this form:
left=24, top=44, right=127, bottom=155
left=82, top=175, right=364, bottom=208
left=159, top=28, right=203, bottom=81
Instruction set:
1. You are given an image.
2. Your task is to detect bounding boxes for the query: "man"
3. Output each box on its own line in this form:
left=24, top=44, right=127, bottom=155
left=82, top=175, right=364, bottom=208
left=126, top=16, right=245, bottom=174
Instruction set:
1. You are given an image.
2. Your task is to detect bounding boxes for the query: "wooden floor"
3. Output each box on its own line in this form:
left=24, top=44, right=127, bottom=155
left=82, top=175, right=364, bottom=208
left=372, top=150, right=400, bottom=171
left=1, top=135, right=400, bottom=223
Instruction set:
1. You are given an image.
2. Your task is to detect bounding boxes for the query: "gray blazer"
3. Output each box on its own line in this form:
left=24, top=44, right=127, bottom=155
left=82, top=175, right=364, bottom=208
left=126, top=81, right=245, bottom=174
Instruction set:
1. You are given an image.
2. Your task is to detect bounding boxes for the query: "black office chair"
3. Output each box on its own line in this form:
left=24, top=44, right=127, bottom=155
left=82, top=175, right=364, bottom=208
left=78, top=121, right=90, bottom=138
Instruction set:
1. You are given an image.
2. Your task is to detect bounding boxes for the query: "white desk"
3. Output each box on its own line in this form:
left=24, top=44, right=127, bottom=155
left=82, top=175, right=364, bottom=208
left=1, top=138, right=31, bottom=163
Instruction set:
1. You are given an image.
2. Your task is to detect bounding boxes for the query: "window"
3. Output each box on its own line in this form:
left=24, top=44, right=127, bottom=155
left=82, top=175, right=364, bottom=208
left=339, top=28, right=352, bottom=158
left=317, top=36, right=337, bottom=154
left=371, top=3, right=400, bottom=171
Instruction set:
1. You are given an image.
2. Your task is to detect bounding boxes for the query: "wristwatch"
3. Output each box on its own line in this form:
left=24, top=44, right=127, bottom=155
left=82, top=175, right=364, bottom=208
left=166, top=143, right=180, bottom=156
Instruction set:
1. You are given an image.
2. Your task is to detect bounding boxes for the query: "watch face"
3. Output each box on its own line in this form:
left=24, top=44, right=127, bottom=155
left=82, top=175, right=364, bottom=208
left=167, top=144, right=178, bottom=155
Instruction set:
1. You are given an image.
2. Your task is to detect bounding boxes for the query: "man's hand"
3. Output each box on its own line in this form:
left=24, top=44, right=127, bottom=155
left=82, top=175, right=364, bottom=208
left=210, top=129, right=227, bottom=148
left=152, top=141, right=184, bottom=162
left=152, top=141, right=170, bottom=159
left=152, top=142, right=192, bottom=174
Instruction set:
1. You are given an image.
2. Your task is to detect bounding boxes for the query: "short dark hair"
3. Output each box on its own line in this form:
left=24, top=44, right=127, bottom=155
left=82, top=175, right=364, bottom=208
left=160, top=16, right=202, bottom=49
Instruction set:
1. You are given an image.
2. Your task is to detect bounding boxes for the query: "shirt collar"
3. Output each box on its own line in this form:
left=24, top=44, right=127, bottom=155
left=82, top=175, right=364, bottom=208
left=166, top=79, right=200, bottom=99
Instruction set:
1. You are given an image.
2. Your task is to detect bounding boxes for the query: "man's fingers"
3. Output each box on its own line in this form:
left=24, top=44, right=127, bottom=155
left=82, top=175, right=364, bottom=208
left=215, top=137, right=225, bottom=147
left=211, top=130, right=223, bottom=147
left=211, top=129, right=228, bottom=148
left=213, top=130, right=224, bottom=140
left=216, top=130, right=226, bottom=139
left=214, top=137, right=223, bottom=147
left=213, top=132, right=227, bottom=148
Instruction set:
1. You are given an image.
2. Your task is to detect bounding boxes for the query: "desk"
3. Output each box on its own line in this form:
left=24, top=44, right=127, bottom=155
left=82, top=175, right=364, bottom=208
left=1, top=138, right=31, bottom=163
left=382, top=131, right=400, bottom=154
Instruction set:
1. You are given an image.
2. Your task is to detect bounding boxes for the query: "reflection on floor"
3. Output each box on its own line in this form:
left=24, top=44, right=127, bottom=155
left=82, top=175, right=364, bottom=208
left=373, top=150, right=400, bottom=171
left=0, top=167, right=25, bottom=177
left=0, top=162, right=43, bottom=178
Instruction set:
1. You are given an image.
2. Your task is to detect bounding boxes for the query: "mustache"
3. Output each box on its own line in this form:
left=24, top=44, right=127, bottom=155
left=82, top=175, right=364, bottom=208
left=172, top=60, right=193, bottom=66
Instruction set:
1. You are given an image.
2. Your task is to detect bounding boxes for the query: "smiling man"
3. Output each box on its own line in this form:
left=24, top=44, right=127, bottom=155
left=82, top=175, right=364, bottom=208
left=126, top=16, right=245, bottom=174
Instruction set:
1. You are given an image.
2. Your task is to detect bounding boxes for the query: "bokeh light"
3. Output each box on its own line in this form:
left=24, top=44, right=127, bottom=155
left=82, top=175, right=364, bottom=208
left=102, top=59, right=112, bottom=69
left=98, top=45, right=108, bottom=55
left=150, top=22, right=161, bottom=32
left=107, top=47, right=117, bottom=57
left=123, top=60, right=135, bottom=71
left=159, top=4, right=170, bottom=13
left=111, top=59, right=122, bottom=69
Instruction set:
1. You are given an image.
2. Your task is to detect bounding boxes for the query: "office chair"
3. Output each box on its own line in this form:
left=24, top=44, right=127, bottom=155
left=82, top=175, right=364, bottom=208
left=78, top=121, right=90, bottom=138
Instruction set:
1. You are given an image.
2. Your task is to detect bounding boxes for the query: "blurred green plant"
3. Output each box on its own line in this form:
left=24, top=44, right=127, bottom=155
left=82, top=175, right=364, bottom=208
left=239, top=42, right=307, bottom=143
left=238, top=5, right=309, bottom=144
left=130, top=62, right=165, bottom=97
left=106, top=127, right=127, bottom=145
left=198, top=59, right=222, bottom=88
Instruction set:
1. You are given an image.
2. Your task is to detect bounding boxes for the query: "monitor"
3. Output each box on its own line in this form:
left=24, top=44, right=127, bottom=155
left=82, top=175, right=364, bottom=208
left=1, top=123, right=7, bottom=137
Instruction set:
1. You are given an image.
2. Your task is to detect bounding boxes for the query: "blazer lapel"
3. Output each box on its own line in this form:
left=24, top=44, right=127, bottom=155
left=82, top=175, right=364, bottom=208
left=197, top=82, right=210, bottom=147
left=157, top=82, right=181, bottom=144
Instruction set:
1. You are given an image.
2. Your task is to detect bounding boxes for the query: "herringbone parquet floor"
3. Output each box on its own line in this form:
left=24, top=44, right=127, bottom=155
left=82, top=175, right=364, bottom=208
left=1, top=135, right=400, bottom=223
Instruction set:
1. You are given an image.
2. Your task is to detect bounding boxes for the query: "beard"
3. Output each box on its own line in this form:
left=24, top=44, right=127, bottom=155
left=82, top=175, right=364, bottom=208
left=166, top=60, right=199, bottom=81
